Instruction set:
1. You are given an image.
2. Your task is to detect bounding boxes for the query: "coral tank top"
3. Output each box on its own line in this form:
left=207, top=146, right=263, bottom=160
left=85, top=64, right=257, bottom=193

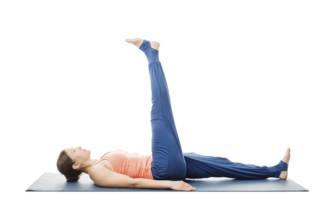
left=100, top=150, right=153, bottom=179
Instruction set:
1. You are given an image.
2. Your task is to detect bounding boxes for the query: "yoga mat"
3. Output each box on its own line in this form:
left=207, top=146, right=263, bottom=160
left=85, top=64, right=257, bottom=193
left=26, top=173, right=308, bottom=192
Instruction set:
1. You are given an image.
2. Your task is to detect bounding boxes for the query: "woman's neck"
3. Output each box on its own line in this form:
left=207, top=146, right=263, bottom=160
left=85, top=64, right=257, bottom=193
left=80, top=159, right=99, bottom=174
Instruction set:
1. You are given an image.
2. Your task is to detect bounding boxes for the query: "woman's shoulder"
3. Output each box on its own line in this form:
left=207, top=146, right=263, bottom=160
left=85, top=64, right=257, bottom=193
left=88, top=160, right=113, bottom=184
left=89, top=160, right=113, bottom=178
left=94, top=159, right=113, bottom=170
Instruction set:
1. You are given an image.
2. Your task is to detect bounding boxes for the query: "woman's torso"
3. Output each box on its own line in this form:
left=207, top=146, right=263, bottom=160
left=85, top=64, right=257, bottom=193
left=99, top=150, right=153, bottom=179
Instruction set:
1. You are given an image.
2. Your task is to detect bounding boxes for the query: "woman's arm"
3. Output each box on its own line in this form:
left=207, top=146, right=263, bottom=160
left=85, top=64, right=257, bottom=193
left=89, top=165, right=195, bottom=191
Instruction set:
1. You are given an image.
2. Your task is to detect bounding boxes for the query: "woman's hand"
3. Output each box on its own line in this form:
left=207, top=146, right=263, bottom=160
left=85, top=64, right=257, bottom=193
left=169, top=180, right=196, bottom=191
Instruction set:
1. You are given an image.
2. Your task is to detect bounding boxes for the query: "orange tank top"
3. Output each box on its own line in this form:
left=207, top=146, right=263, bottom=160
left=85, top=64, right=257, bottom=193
left=100, top=150, right=153, bottom=179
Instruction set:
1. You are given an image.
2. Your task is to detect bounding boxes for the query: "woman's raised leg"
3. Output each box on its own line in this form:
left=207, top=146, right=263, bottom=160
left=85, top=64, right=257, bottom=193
left=126, top=38, right=186, bottom=180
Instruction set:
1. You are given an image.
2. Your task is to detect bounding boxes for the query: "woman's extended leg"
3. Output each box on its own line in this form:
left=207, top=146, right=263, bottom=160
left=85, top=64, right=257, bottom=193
left=184, top=148, right=290, bottom=179
left=126, top=38, right=186, bottom=180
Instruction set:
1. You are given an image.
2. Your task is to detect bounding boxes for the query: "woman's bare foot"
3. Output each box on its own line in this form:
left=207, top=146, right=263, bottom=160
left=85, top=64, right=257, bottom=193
left=125, top=38, right=143, bottom=48
left=125, top=38, right=160, bottom=50
left=279, top=147, right=291, bottom=180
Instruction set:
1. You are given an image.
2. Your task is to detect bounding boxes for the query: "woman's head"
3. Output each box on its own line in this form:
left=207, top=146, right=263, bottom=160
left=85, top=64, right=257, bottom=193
left=56, top=146, right=91, bottom=182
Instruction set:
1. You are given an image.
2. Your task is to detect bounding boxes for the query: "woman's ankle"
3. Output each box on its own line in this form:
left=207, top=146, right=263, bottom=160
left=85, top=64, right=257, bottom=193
left=150, top=41, right=160, bottom=50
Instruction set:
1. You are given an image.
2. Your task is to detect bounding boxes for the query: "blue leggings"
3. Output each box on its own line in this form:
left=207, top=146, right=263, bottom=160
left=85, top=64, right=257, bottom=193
left=139, top=40, right=287, bottom=180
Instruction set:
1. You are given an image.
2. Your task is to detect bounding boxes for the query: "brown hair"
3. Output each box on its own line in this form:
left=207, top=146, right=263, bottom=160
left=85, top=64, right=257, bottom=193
left=57, top=150, right=82, bottom=182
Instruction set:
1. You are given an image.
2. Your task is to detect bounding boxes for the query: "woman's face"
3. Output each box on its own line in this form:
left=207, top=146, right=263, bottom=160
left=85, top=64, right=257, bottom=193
left=65, top=146, right=91, bottom=164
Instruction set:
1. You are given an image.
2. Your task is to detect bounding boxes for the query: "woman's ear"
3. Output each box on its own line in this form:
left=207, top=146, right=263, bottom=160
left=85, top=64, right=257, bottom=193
left=72, top=162, right=80, bottom=170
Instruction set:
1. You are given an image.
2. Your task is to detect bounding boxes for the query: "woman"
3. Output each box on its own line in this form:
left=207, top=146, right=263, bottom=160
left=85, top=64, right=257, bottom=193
left=57, top=38, right=290, bottom=191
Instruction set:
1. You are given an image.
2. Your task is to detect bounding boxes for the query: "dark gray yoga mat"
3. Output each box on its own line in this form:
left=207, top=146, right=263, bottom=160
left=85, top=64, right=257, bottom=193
left=26, top=172, right=308, bottom=192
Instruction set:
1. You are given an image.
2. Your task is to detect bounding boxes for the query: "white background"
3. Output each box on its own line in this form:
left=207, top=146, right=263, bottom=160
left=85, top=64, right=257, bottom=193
left=1, top=0, right=328, bottom=219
